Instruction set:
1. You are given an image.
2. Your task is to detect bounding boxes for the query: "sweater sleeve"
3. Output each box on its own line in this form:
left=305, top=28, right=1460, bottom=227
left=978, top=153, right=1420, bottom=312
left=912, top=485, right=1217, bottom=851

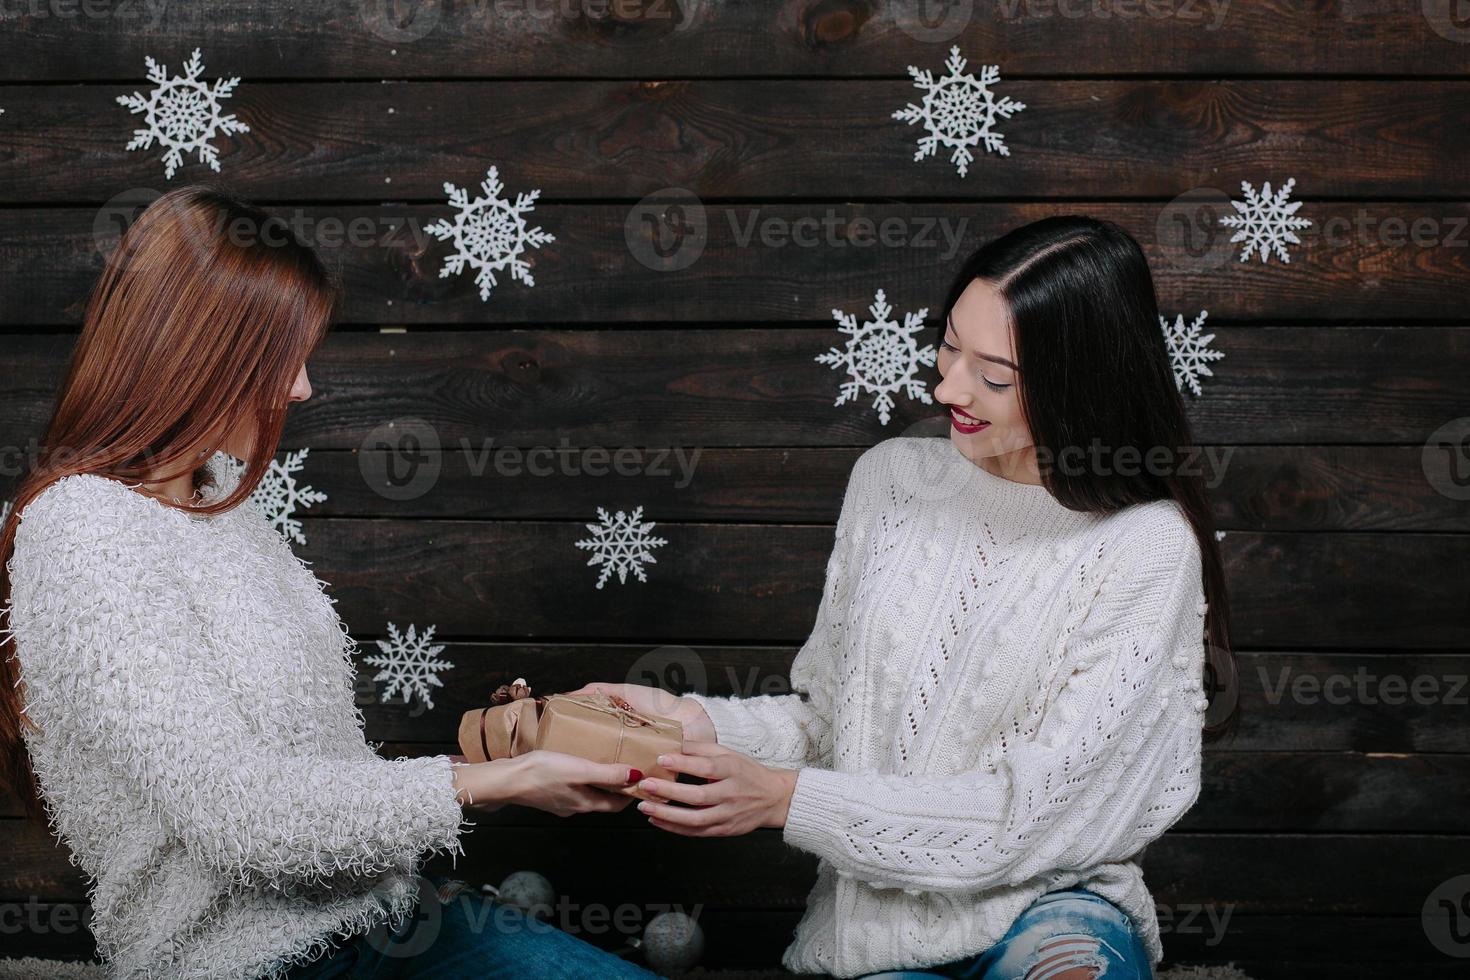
left=682, top=446, right=875, bottom=769
left=781, top=508, right=1207, bottom=894
left=6, top=487, right=474, bottom=893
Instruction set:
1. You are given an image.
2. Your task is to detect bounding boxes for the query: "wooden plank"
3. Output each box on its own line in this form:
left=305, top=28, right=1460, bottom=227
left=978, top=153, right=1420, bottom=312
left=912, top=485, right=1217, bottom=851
left=1, top=520, right=1430, bottom=647
left=7, top=649, right=1469, bottom=816
left=296, top=441, right=1470, bottom=534
left=349, top=650, right=1470, bottom=755
left=251, top=446, right=1470, bottom=533
left=4, top=445, right=1455, bottom=532
left=298, top=749, right=1470, bottom=834
left=4, top=79, right=1470, bottom=200
left=3, top=819, right=1462, bottom=914
left=283, top=522, right=1467, bottom=648
left=0, top=2, right=1461, bottom=79
left=3, top=204, right=1469, bottom=325
left=7, top=745, right=1468, bottom=830
left=1, top=328, right=1465, bottom=446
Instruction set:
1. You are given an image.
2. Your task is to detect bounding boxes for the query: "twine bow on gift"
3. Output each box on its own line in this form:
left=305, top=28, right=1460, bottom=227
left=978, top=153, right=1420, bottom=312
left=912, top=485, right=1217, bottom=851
left=580, top=692, right=666, bottom=730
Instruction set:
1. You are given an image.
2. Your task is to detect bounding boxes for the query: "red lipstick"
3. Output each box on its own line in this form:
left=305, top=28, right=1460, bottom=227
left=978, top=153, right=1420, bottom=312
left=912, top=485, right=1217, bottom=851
left=948, top=407, right=991, bottom=435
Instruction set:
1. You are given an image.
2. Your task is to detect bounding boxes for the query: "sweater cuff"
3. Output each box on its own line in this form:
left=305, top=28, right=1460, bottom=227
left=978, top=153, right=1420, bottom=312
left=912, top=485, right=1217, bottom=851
left=781, top=766, right=855, bottom=863
left=399, top=754, right=474, bottom=862
left=683, top=692, right=774, bottom=756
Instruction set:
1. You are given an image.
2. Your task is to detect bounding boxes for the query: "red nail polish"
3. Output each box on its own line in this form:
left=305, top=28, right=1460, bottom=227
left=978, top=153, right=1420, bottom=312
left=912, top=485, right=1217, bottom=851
left=628, top=768, right=644, bottom=783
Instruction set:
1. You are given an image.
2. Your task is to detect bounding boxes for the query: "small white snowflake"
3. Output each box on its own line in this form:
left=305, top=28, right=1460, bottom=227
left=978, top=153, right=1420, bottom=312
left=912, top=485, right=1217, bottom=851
left=360, top=622, right=454, bottom=712
left=892, top=45, right=1025, bottom=178
left=1160, top=309, right=1224, bottom=397
left=115, top=48, right=250, bottom=180
left=222, top=448, right=328, bottom=545
left=574, top=506, right=668, bottom=589
left=426, top=166, right=555, bottom=303
left=817, top=289, right=937, bottom=426
left=1219, top=177, right=1312, bottom=264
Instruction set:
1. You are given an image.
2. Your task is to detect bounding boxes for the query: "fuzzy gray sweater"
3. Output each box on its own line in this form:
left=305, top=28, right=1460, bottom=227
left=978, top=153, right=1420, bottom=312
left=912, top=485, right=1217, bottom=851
left=4, top=452, right=473, bottom=979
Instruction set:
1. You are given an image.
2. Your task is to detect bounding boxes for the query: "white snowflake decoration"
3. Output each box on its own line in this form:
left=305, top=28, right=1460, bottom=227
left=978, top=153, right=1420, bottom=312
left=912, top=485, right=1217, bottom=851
left=1160, top=310, right=1224, bottom=397
left=360, top=622, right=454, bottom=712
left=817, top=289, right=937, bottom=426
left=115, top=48, right=249, bottom=180
left=426, top=166, right=555, bottom=303
left=574, top=506, right=668, bottom=589
left=221, top=448, right=328, bottom=545
left=1218, top=178, right=1312, bottom=264
left=892, top=45, right=1025, bottom=178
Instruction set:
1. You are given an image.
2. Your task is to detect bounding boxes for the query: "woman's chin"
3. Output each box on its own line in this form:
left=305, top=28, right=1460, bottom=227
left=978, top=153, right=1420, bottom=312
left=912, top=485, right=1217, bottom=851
left=948, top=427, right=991, bottom=463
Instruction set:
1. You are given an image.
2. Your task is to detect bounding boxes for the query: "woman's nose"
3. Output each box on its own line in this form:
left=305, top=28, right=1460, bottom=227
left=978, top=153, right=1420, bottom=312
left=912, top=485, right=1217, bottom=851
left=934, top=373, right=961, bottom=405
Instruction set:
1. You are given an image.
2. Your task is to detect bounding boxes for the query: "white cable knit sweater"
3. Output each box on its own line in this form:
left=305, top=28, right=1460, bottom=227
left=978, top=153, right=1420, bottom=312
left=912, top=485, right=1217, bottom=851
left=3, top=452, right=473, bottom=980
left=686, top=436, right=1208, bottom=978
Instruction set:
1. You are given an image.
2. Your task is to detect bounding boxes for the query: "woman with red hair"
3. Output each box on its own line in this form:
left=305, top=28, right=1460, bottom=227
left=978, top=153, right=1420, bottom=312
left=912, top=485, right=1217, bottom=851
left=0, top=186, right=658, bottom=980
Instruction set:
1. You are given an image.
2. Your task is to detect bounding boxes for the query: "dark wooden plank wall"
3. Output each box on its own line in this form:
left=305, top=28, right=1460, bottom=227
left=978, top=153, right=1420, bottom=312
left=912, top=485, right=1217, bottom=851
left=1, top=3, right=1468, bottom=976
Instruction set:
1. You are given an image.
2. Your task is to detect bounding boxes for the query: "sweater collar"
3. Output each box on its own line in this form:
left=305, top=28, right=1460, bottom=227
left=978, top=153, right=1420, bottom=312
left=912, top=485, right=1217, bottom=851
left=924, top=435, right=1098, bottom=536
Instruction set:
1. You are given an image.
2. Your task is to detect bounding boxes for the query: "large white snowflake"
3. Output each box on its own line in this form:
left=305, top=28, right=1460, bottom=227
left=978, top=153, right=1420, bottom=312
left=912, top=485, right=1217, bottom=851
left=574, top=506, right=668, bottom=589
left=222, top=448, right=328, bottom=545
left=115, top=48, right=249, bottom=180
left=426, top=166, right=555, bottom=303
left=360, top=622, right=454, bottom=712
left=1160, top=310, right=1224, bottom=397
left=892, top=45, right=1025, bottom=178
left=817, top=289, right=937, bottom=426
left=1219, top=177, right=1312, bottom=263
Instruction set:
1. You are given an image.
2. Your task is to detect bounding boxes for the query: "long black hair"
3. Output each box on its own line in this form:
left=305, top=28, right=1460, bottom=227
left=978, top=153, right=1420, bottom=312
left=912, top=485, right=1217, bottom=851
left=940, top=214, right=1237, bottom=741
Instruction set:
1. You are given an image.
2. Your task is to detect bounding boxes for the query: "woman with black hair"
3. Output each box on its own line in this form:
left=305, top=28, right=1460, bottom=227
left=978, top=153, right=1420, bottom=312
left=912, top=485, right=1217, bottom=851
left=579, top=215, right=1236, bottom=980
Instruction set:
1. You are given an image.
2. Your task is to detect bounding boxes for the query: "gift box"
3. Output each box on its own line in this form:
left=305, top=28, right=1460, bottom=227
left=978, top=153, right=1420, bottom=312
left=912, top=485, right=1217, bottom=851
left=457, top=682, right=683, bottom=801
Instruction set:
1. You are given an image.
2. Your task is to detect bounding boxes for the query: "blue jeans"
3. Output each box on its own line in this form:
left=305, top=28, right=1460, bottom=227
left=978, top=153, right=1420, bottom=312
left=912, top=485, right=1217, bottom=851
left=279, top=875, right=662, bottom=979
left=859, top=887, right=1154, bottom=980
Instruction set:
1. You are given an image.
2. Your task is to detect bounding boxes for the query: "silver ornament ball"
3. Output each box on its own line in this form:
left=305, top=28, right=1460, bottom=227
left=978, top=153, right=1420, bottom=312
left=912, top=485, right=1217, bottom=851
left=494, top=871, right=556, bottom=915
left=640, top=911, right=705, bottom=972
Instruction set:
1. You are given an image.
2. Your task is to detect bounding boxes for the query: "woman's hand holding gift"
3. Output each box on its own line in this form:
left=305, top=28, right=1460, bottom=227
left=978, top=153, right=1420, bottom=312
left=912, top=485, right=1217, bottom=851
left=632, top=742, right=799, bottom=837
left=449, top=751, right=641, bottom=818
left=565, top=681, right=717, bottom=742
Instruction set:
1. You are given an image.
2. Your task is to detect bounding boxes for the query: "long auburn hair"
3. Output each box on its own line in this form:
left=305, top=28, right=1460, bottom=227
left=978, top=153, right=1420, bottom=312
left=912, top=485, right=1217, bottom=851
left=941, top=214, right=1238, bottom=740
left=0, top=185, right=342, bottom=823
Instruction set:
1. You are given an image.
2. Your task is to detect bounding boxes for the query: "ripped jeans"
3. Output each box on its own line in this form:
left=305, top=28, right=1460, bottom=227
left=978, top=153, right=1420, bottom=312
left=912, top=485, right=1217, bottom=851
left=859, top=887, right=1154, bottom=980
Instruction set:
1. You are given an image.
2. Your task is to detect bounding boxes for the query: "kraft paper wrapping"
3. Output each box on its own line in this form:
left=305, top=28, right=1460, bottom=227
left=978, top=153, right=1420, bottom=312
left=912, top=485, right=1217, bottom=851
left=457, top=693, right=683, bottom=800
